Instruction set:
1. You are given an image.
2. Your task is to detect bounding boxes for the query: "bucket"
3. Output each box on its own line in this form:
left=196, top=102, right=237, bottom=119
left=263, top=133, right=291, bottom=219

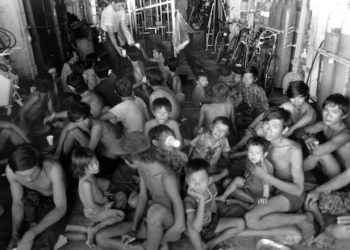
left=76, top=38, right=94, bottom=61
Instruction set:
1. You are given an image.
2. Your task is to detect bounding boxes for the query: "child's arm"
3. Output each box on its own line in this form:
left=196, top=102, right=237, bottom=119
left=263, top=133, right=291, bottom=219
left=197, top=105, right=205, bottom=129
left=285, top=105, right=317, bottom=137
left=44, top=111, right=68, bottom=124
left=216, top=177, right=245, bottom=202
left=161, top=175, right=186, bottom=243
left=172, top=121, right=183, bottom=148
left=88, top=122, right=103, bottom=150
left=131, top=175, right=148, bottom=233
left=139, top=46, right=157, bottom=63
left=309, top=131, right=350, bottom=157
left=186, top=190, right=206, bottom=232
left=17, top=94, right=39, bottom=127
left=99, top=110, right=115, bottom=121
left=302, top=121, right=325, bottom=135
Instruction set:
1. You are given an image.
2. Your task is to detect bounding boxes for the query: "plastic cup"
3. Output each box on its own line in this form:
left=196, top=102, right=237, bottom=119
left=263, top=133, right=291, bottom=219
left=46, top=135, right=54, bottom=146
left=165, top=136, right=181, bottom=148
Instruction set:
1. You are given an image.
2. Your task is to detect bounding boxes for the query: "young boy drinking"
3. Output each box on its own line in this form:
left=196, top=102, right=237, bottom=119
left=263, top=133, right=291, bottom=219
left=148, top=124, right=188, bottom=180
left=184, top=158, right=245, bottom=250
left=144, top=97, right=183, bottom=145
left=189, top=116, right=231, bottom=183
left=95, top=132, right=185, bottom=250
left=303, top=93, right=350, bottom=179
left=216, top=136, right=273, bottom=208
left=71, top=147, right=125, bottom=247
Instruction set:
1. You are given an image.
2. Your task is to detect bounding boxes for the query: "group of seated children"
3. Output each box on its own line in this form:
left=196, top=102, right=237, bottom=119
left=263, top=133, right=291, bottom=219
left=2, top=40, right=350, bottom=250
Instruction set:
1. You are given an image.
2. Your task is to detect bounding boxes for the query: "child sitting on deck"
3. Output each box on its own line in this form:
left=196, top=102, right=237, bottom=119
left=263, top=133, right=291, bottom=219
left=189, top=116, right=231, bottom=183
left=144, top=97, right=183, bottom=145
left=192, top=71, right=211, bottom=107
left=184, top=158, right=245, bottom=250
left=216, top=136, right=273, bottom=209
left=71, top=147, right=125, bottom=247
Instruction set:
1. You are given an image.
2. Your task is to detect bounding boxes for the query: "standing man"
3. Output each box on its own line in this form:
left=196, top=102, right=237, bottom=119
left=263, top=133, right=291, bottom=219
left=100, top=0, right=134, bottom=76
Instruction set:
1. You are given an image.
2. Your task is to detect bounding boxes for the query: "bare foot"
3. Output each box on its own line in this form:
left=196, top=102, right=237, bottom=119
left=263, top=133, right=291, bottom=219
left=298, top=212, right=316, bottom=246
left=314, top=232, right=334, bottom=248
left=86, top=226, right=96, bottom=248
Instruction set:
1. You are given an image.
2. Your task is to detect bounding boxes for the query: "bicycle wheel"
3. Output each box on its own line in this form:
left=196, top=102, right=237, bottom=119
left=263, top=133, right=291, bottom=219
left=264, top=54, right=277, bottom=96
left=214, top=31, right=223, bottom=53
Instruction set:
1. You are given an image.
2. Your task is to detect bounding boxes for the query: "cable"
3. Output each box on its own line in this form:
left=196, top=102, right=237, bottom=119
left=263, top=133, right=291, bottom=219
left=306, top=40, right=324, bottom=87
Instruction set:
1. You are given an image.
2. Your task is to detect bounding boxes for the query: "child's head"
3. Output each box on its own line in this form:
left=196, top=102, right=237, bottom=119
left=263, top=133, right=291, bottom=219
left=67, top=73, right=88, bottom=94
left=146, top=68, right=164, bottom=87
left=34, top=73, right=52, bottom=93
left=111, top=0, right=126, bottom=11
left=322, top=93, right=349, bottom=125
left=212, top=83, right=229, bottom=103
left=185, top=158, right=211, bottom=194
left=195, top=71, right=209, bottom=88
left=126, top=46, right=143, bottom=62
left=64, top=49, right=79, bottom=63
left=152, top=43, right=166, bottom=61
left=211, top=116, right=230, bottom=140
left=120, top=131, right=159, bottom=167
left=247, top=136, right=270, bottom=164
left=114, top=77, right=133, bottom=97
left=262, top=107, right=292, bottom=141
left=233, top=66, right=244, bottom=85
left=166, top=57, right=177, bottom=73
left=67, top=102, right=91, bottom=129
left=85, top=53, right=97, bottom=69
left=9, top=144, right=43, bottom=182
left=149, top=124, right=179, bottom=152
left=94, top=61, right=109, bottom=78
left=152, top=98, right=172, bottom=124
left=71, top=147, right=100, bottom=178
left=286, top=81, right=309, bottom=106
left=220, top=64, right=232, bottom=77
left=243, top=66, right=258, bottom=88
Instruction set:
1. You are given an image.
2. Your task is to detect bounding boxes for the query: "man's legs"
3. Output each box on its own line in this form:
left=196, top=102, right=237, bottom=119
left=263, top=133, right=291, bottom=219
left=304, top=154, right=342, bottom=179
left=95, top=221, right=145, bottom=250
left=145, top=203, right=174, bottom=250
left=103, top=36, right=121, bottom=76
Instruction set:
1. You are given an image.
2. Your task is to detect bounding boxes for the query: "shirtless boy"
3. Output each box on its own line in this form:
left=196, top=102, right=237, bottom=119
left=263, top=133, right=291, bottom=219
left=144, top=97, right=183, bottom=145
left=54, top=102, right=123, bottom=175
left=6, top=144, right=67, bottom=250
left=95, top=132, right=185, bottom=250
left=244, top=107, right=315, bottom=244
left=303, top=94, right=350, bottom=179
left=44, top=73, right=108, bottom=123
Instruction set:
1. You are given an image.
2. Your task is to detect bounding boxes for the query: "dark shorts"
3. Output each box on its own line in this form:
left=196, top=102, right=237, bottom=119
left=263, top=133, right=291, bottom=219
left=275, top=190, right=305, bottom=212
left=200, top=213, right=220, bottom=241
left=23, top=188, right=73, bottom=250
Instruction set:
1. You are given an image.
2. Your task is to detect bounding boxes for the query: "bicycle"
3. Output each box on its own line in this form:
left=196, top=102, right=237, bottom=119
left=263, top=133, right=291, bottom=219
left=215, top=19, right=249, bottom=64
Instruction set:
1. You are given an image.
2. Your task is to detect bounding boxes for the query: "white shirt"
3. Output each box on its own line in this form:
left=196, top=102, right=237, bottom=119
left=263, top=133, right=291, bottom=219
left=100, top=4, right=134, bottom=45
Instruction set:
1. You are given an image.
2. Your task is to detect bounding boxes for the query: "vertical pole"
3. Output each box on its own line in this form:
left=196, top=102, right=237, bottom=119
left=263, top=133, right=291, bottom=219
left=49, top=0, right=64, bottom=63
left=171, top=0, right=176, bottom=56
left=292, top=0, right=308, bottom=73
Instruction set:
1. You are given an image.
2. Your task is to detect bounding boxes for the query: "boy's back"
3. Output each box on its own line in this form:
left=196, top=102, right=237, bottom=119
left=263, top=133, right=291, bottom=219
left=81, top=90, right=105, bottom=117
left=200, top=102, right=234, bottom=129
left=139, top=161, right=180, bottom=209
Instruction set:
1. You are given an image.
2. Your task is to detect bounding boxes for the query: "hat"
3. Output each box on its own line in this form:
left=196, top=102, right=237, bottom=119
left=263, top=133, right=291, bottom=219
left=120, top=131, right=151, bottom=155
